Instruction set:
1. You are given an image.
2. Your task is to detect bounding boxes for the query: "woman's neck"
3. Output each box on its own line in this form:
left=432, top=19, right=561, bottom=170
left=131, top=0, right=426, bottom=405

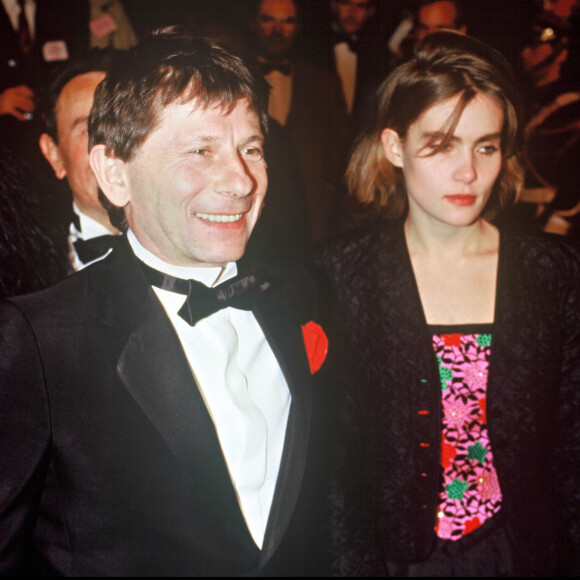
left=404, top=215, right=498, bottom=259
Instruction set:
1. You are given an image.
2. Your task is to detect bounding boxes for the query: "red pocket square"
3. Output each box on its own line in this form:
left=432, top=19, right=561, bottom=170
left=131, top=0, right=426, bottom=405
left=301, top=321, right=328, bottom=374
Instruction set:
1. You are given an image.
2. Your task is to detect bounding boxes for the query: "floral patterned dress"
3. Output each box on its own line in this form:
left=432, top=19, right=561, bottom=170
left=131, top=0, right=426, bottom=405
left=430, top=325, right=502, bottom=541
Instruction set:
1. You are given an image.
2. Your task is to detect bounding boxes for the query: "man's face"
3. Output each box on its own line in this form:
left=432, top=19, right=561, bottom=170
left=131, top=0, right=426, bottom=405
left=255, top=0, right=298, bottom=61
left=42, top=71, right=106, bottom=219
left=331, top=0, right=375, bottom=36
left=117, top=98, right=268, bottom=268
left=415, top=1, right=463, bottom=42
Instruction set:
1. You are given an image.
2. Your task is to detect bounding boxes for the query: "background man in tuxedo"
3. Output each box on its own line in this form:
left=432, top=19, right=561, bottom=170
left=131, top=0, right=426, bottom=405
left=251, top=0, right=348, bottom=241
left=39, top=48, right=121, bottom=271
left=0, top=28, right=330, bottom=576
left=299, top=0, right=392, bottom=142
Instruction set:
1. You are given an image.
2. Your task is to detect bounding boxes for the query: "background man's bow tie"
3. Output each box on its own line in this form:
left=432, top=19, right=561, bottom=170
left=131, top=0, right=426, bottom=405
left=257, top=60, right=292, bottom=76
left=73, top=235, right=117, bottom=264
left=333, top=31, right=359, bottom=53
left=140, top=261, right=274, bottom=326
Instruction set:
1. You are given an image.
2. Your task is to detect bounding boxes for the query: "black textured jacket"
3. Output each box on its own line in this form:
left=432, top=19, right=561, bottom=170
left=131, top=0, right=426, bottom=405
left=319, top=218, right=580, bottom=576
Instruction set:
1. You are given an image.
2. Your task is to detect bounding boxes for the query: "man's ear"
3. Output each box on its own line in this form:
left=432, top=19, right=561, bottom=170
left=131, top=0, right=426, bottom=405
left=381, top=128, right=404, bottom=168
left=89, top=144, right=130, bottom=209
left=39, top=133, right=66, bottom=179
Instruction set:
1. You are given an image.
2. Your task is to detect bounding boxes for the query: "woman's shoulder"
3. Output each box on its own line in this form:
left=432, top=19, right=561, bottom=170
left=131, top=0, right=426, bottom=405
left=318, top=216, right=404, bottom=265
left=502, top=227, right=580, bottom=270
left=501, top=228, right=580, bottom=301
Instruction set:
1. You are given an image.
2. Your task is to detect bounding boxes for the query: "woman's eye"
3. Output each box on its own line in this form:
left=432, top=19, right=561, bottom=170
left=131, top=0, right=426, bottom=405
left=479, top=144, right=499, bottom=155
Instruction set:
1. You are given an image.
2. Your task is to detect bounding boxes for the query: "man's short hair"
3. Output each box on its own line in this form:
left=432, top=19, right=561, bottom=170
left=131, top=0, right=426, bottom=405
left=40, top=48, right=122, bottom=143
left=89, top=27, right=270, bottom=162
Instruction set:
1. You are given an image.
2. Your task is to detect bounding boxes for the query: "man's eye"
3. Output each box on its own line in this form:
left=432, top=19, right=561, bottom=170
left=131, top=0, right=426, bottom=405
left=242, top=147, right=264, bottom=160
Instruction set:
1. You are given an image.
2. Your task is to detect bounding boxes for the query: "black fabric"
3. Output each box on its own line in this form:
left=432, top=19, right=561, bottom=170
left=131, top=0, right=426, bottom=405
left=386, top=517, right=529, bottom=577
left=317, top=217, right=580, bottom=577
left=73, top=234, right=117, bottom=265
left=0, top=148, right=69, bottom=298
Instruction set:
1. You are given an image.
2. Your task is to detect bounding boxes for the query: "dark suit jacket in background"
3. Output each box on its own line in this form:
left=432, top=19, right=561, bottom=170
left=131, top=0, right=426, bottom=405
left=298, top=16, right=394, bottom=143
left=0, top=0, right=89, bottom=161
left=319, top=218, right=580, bottom=577
left=283, top=59, right=349, bottom=242
left=0, top=237, right=334, bottom=576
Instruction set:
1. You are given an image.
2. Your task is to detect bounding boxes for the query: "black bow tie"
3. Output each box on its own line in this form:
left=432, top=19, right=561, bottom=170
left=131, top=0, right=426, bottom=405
left=333, top=31, right=359, bottom=53
left=257, top=60, right=292, bottom=76
left=73, top=235, right=117, bottom=264
left=139, top=261, right=274, bottom=326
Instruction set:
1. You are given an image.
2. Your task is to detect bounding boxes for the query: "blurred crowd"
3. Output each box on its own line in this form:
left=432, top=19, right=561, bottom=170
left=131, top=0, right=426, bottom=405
left=1, top=0, right=579, bottom=299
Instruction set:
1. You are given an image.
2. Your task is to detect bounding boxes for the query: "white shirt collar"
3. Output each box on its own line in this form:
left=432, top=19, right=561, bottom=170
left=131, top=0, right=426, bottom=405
left=72, top=203, right=114, bottom=240
left=127, top=229, right=237, bottom=288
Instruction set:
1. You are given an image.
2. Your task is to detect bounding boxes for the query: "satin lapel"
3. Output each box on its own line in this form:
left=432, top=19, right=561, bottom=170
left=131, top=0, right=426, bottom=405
left=98, top=240, right=248, bottom=532
left=253, top=298, right=313, bottom=565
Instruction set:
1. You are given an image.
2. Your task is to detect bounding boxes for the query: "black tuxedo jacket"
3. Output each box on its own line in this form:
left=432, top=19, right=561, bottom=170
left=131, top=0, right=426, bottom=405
left=0, top=237, right=331, bottom=576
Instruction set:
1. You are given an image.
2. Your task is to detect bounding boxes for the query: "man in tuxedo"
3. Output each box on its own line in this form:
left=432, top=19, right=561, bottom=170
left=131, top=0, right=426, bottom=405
left=39, top=48, right=121, bottom=272
left=0, top=28, right=331, bottom=576
left=251, top=0, right=348, bottom=241
left=299, top=0, right=392, bottom=142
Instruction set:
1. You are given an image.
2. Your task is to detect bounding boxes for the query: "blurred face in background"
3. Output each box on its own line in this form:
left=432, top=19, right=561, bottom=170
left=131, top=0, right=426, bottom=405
left=415, top=1, right=466, bottom=42
left=255, top=0, right=299, bottom=61
left=545, top=0, right=578, bottom=18
left=331, top=0, right=375, bottom=36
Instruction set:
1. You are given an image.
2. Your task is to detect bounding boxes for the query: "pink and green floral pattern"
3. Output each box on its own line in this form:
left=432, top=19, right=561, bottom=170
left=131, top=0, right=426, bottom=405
left=433, top=332, right=502, bottom=541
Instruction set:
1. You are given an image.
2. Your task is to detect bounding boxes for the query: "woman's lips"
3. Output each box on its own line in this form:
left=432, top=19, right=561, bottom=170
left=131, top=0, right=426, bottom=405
left=445, top=194, right=477, bottom=206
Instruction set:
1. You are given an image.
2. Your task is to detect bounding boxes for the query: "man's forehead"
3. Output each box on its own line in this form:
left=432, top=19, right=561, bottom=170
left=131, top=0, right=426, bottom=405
left=258, top=0, right=297, bottom=16
left=152, top=97, right=261, bottom=134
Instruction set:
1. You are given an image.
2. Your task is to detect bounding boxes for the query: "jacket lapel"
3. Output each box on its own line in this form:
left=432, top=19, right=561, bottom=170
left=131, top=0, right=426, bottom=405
left=96, top=239, right=251, bottom=536
left=253, top=288, right=313, bottom=565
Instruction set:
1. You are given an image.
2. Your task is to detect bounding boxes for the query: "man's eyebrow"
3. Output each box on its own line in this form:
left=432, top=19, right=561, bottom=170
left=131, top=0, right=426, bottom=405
left=240, top=134, right=264, bottom=147
left=185, top=134, right=264, bottom=147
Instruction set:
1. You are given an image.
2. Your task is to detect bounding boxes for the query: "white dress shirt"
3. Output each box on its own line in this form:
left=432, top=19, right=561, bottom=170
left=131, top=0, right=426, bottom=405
left=127, top=230, right=291, bottom=549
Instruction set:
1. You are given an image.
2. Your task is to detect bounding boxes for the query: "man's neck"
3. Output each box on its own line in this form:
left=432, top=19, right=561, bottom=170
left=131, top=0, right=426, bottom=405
left=126, top=229, right=237, bottom=288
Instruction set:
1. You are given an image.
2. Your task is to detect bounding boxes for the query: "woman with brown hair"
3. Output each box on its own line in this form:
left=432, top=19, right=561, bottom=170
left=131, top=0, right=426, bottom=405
left=320, top=31, right=580, bottom=576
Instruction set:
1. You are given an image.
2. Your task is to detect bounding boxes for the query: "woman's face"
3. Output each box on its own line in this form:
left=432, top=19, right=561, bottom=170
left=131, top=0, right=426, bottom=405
left=382, top=92, right=504, bottom=228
